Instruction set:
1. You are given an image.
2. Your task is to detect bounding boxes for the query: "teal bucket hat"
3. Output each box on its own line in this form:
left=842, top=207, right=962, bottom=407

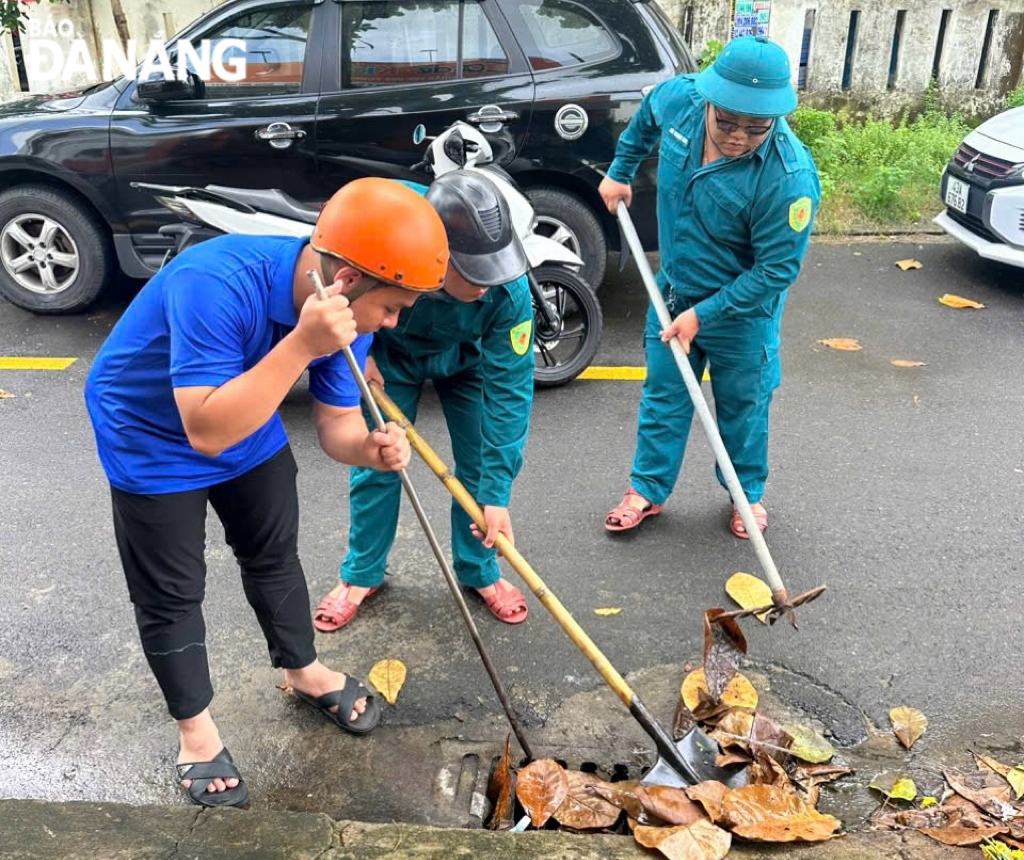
left=695, top=35, right=797, bottom=118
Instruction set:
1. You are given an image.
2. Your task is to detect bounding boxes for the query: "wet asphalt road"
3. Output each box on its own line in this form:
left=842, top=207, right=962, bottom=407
left=0, top=238, right=1022, bottom=820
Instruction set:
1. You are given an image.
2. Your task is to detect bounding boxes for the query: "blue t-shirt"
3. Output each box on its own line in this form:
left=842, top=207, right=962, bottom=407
left=84, top=234, right=370, bottom=494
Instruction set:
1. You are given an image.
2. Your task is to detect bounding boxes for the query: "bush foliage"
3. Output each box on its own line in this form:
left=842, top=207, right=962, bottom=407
left=789, top=106, right=971, bottom=232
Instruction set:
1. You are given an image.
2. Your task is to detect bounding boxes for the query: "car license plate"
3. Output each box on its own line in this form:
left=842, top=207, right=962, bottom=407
left=945, top=177, right=969, bottom=214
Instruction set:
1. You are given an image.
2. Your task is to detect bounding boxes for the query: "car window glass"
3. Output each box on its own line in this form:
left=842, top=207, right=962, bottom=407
left=515, top=0, right=616, bottom=71
left=341, top=1, right=508, bottom=88
left=185, top=4, right=311, bottom=97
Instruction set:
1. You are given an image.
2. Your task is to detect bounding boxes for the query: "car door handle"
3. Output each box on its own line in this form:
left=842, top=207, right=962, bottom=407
left=255, top=122, right=307, bottom=145
left=466, top=108, right=519, bottom=126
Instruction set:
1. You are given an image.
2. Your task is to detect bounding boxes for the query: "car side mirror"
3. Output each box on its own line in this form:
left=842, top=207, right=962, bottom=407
left=136, top=72, right=200, bottom=103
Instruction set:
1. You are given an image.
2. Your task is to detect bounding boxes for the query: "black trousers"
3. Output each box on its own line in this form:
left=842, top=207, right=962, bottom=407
left=110, top=446, right=316, bottom=720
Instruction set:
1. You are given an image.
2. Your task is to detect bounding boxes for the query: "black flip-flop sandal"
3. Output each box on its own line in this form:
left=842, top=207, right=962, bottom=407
left=293, top=675, right=382, bottom=735
left=175, top=747, right=249, bottom=808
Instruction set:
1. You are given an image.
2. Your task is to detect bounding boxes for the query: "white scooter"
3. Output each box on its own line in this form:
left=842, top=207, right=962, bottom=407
left=133, top=113, right=602, bottom=387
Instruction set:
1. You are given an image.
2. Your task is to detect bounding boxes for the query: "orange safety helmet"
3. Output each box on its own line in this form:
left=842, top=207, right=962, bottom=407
left=311, top=177, right=449, bottom=291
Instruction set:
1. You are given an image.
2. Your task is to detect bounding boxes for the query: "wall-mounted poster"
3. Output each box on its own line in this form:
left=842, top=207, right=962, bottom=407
left=732, top=0, right=771, bottom=38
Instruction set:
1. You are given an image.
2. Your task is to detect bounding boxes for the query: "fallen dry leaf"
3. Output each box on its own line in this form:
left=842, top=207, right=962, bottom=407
left=593, top=607, right=622, bottom=616
left=702, top=609, right=747, bottom=702
left=368, top=659, right=407, bottom=705
left=895, top=258, right=923, bottom=270
left=636, top=785, right=708, bottom=827
left=974, top=753, right=1024, bottom=801
left=889, top=706, right=927, bottom=749
left=817, top=337, right=863, bottom=351
left=591, top=780, right=645, bottom=822
left=944, top=769, right=1018, bottom=821
left=634, top=819, right=732, bottom=859
left=724, top=573, right=772, bottom=623
left=681, top=668, right=758, bottom=712
left=686, top=781, right=730, bottom=824
left=553, top=771, right=621, bottom=830
left=485, top=735, right=516, bottom=830
left=891, top=359, right=926, bottom=368
left=939, top=293, right=985, bottom=309
left=0, top=389, right=14, bottom=399
left=516, top=758, right=569, bottom=828
left=721, top=783, right=841, bottom=842
left=784, top=723, right=835, bottom=764
left=921, top=823, right=1009, bottom=846
left=870, top=771, right=917, bottom=802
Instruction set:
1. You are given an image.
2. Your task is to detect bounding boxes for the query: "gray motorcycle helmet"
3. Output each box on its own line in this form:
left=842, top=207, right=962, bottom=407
left=425, top=170, right=528, bottom=288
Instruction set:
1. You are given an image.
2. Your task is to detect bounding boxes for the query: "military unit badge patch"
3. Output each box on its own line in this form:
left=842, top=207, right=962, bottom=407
left=510, top=320, right=532, bottom=356
left=789, top=196, right=812, bottom=232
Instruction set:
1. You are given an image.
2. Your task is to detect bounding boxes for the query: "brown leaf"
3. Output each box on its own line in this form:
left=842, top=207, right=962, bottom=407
left=515, top=758, right=569, bottom=828
left=944, top=769, right=1018, bottom=821
left=636, top=785, right=708, bottom=826
left=891, top=359, right=926, bottom=368
left=709, top=709, right=755, bottom=753
left=681, top=668, right=759, bottom=713
left=716, top=753, right=754, bottom=768
left=939, top=293, right=985, bottom=309
left=553, top=771, right=622, bottom=830
left=591, top=780, right=645, bottom=821
left=634, top=819, right=732, bottom=860
left=748, top=751, right=792, bottom=790
left=686, top=781, right=730, bottom=824
left=0, top=389, right=14, bottom=399
left=721, top=783, right=842, bottom=842
left=712, top=710, right=792, bottom=762
left=485, top=735, right=516, bottom=830
left=920, top=824, right=1008, bottom=846
left=792, top=764, right=851, bottom=793
left=673, top=698, right=698, bottom=740
left=895, top=258, right=923, bottom=270
left=702, top=610, right=746, bottom=702
left=973, top=753, right=1024, bottom=800
left=889, top=706, right=927, bottom=749
left=817, top=337, right=862, bottom=351
left=691, top=691, right=734, bottom=725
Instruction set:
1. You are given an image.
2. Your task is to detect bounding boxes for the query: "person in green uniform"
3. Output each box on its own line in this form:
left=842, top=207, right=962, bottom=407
left=314, top=170, right=534, bottom=629
left=600, top=35, right=820, bottom=538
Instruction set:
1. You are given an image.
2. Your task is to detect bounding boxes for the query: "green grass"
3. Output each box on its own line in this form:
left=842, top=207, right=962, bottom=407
left=789, top=106, right=972, bottom=234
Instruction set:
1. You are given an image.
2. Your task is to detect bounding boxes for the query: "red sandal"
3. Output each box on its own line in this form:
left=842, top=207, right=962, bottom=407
left=312, top=583, right=380, bottom=632
left=729, top=505, right=767, bottom=540
left=477, top=579, right=528, bottom=624
left=605, top=489, right=663, bottom=533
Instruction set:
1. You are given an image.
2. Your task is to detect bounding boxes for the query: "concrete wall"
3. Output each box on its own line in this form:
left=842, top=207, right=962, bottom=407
left=660, top=0, right=1024, bottom=117
left=3, top=0, right=1023, bottom=117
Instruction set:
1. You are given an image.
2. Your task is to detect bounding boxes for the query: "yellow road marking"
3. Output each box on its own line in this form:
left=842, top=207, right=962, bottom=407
left=577, top=366, right=711, bottom=382
left=0, top=357, right=77, bottom=370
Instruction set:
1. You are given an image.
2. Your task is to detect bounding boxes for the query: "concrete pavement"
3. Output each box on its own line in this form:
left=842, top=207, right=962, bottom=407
left=0, top=799, right=975, bottom=859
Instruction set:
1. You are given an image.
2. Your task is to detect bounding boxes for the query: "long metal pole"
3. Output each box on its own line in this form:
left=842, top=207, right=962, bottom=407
left=308, top=271, right=534, bottom=761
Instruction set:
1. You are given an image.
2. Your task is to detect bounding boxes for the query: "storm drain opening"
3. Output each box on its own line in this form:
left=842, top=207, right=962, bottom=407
left=436, top=743, right=646, bottom=830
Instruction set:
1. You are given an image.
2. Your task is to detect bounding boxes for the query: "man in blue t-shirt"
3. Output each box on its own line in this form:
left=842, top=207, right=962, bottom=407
left=83, top=178, right=449, bottom=808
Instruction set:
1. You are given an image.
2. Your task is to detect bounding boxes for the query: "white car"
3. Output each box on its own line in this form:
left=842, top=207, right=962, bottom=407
left=935, top=105, right=1024, bottom=268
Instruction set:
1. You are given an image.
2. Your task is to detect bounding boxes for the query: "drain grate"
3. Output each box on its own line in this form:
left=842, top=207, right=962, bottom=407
left=435, top=739, right=644, bottom=828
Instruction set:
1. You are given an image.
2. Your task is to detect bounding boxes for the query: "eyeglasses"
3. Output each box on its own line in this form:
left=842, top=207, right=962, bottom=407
left=713, top=109, right=773, bottom=137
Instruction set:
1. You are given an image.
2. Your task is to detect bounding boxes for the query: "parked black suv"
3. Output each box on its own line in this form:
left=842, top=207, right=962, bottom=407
left=0, top=0, right=694, bottom=314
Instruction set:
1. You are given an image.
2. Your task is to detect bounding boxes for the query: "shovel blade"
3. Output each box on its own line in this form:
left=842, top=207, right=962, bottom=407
left=641, top=726, right=749, bottom=789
